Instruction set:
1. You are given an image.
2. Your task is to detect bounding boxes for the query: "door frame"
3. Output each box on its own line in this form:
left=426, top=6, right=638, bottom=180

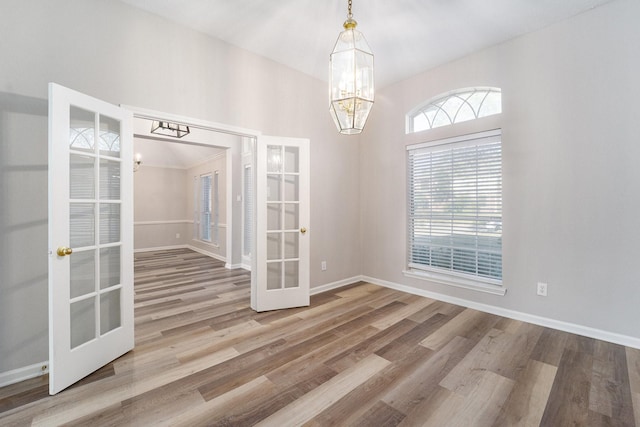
left=123, top=105, right=262, bottom=293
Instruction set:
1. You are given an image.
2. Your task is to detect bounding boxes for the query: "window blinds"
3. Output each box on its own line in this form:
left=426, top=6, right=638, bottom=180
left=200, top=174, right=212, bottom=242
left=243, top=165, right=253, bottom=257
left=213, top=172, right=219, bottom=245
left=407, top=130, right=502, bottom=282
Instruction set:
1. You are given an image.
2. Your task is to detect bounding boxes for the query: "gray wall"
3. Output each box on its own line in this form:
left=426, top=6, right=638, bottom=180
left=360, top=0, right=640, bottom=340
left=0, top=0, right=361, bottom=375
left=134, top=165, right=190, bottom=250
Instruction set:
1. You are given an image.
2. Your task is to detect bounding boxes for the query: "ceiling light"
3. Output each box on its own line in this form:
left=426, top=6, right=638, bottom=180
left=329, top=0, right=374, bottom=135
left=150, top=120, right=190, bottom=138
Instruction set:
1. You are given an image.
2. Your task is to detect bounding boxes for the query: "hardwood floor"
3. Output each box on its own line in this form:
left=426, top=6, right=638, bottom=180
left=1, top=248, right=638, bottom=426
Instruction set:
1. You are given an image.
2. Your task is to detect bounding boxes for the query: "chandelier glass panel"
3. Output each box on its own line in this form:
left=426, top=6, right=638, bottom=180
left=329, top=0, right=374, bottom=135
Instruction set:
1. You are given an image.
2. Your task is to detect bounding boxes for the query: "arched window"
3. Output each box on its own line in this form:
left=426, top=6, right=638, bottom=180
left=407, top=87, right=501, bottom=133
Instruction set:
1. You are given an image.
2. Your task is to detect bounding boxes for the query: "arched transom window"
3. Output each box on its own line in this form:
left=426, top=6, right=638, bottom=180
left=407, top=87, right=501, bottom=133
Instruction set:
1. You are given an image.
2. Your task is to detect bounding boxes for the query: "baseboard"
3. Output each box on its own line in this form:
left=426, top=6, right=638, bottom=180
left=310, top=276, right=364, bottom=295
left=0, top=362, right=48, bottom=388
left=185, top=245, right=226, bottom=263
left=134, top=244, right=188, bottom=253
left=225, top=263, right=246, bottom=270
left=360, top=275, right=640, bottom=350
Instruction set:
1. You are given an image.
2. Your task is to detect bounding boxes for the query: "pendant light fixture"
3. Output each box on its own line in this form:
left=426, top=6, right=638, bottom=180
left=329, top=0, right=374, bottom=135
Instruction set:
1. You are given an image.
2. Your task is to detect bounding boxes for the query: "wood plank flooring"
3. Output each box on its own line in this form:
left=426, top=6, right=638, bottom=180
left=1, top=248, right=638, bottom=426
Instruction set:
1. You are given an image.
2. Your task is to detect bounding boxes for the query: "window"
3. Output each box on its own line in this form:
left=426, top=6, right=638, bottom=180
left=212, top=171, right=220, bottom=246
left=199, top=174, right=212, bottom=242
left=243, top=164, right=253, bottom=258
left=407, top=130, right=502, bottom=289
left=407, top=88, right=501, bottom=133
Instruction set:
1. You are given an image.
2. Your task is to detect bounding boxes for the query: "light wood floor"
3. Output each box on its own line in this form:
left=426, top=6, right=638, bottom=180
left=1, top=248, right=638, bottom=426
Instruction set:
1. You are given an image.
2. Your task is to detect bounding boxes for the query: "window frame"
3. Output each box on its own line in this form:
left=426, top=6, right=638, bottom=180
left=198, top=173, right=213, bottom=243
left=404, top=129, right=505, bottom=296
left=406, top=87, right=502, bottom=134
left=212, top=171, right=220, bottom=246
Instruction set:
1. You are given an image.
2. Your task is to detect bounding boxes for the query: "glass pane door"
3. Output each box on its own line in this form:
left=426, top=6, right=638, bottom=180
left=49, top=83, right=133, bottom=395
left=254, top=135, right=309, bottom=312
left=69, top=107, right=123, bottom=349
left=266, top=145, right=301, bottom=290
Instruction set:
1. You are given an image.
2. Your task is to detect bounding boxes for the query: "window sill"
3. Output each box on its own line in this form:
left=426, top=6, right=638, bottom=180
left=403, top=268, right=506, bottom=296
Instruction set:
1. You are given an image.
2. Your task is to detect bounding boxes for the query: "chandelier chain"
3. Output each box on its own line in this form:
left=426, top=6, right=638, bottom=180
left=347, top=0, right=353, bottom=19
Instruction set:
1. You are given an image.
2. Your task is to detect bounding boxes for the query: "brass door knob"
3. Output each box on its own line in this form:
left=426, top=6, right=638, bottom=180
left=300, top=227, right=307, bottom=234
left=57, top=246, right=73, bottom=257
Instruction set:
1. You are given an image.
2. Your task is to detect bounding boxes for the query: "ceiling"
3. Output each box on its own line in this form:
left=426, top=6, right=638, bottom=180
left=119, top=0, right=617, bottom=88
left=133, top=117, right=237, bottom=169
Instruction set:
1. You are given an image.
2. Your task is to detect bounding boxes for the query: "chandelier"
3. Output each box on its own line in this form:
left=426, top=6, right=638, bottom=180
left=329, top=0, right=374, bottom=135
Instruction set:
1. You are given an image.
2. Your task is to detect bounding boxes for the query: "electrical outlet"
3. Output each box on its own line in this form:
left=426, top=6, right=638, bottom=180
left=176, top=233, right=180, bottom=239
left=537, top=282, right=548, bottom=297
left=321, top=261, right=327, bottom=271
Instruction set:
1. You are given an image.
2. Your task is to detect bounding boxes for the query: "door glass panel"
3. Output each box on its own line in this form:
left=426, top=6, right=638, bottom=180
left=267, top=203, right=281, bottom=231
left=100, top=159, right=121, bottom=200
left=284, top=261, right=299, bottom=288
left=284, top=204, right=299, bottom=229
left=267, top=174, right=281, bottom=202
left=70, top=203, right=95, bottom=247
left=267, top=262, right=282, bottom=290
left=284, top=175, right=299, bottom=201
left=100, top=203, right=120, bottom=244
left=267, top=232, right=281, bottom=260
left=70, top=154, right=95, bottom=199
left=70, top=297, right=96, bottom=349
left=99, top=115, right=121, bottom=158
left=285, top=147, right=299, bottom=173
left=70, top=250, right=95, bottom=298
left=100, top=289, right=121, bottom=334
left=284, top=232, right=298, bottom=259
left=70, top=107, right=95, bottom=153
left=100, top=246, right=120, bottom=289
left=267, top=146, right=283, bottom=173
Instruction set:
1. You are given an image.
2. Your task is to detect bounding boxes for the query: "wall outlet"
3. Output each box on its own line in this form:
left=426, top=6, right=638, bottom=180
left=537, top=282, right=548, bottom=297
left=321, top=261, right=327, bottom=271
left=176, top=233, right=181, bottom=239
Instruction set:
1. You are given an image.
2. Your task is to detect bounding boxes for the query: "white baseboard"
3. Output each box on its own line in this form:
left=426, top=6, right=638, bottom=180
left=0, top=361, right=48, bottom=388
left=360, top=275, right=640, bottom=350
left=186, top=245, right=226, bottom=263
left=225, top=263, right=246, bottom=270
left=134, top=244, right=188, bottom=253
left=310, top=276, right=363, bottom=295
left=134, top=245, right=228, bottom=266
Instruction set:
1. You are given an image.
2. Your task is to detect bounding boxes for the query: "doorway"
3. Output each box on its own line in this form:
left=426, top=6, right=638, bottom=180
left=126, top=106, right=257, bottom=275
left=47, top=87, right=310, bottom=394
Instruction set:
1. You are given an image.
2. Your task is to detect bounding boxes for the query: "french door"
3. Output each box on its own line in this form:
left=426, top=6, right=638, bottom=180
left=252, top=136, right=310, bottom=311
left=48, top=83, right=134, bottom=395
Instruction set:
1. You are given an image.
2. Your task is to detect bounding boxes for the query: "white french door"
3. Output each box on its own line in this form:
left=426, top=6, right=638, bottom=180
left=252, top=136, right=310, bottom=312
left=48, top=83, right=134, bottom=395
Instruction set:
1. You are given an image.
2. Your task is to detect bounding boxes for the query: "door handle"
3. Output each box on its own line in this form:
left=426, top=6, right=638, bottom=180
left=57, top=246, right=73, bottom=257
left=300, top=227, right=307, bottom=234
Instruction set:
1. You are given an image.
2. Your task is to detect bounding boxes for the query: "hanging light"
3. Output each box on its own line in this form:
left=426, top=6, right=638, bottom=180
left=329, top=0, right=374, bottom=135
left=150, top=120, right=190, bottom=138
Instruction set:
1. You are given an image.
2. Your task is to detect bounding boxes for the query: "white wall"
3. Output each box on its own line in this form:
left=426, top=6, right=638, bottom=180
left=361, top=0, right=640, bottom=342
left=0, top=0, right=361, bottom=376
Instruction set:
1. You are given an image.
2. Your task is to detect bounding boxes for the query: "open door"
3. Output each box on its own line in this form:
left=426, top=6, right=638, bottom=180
left=252, top=136, right=310, bottom=312
left=48, top=83, right=134, bottom=395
